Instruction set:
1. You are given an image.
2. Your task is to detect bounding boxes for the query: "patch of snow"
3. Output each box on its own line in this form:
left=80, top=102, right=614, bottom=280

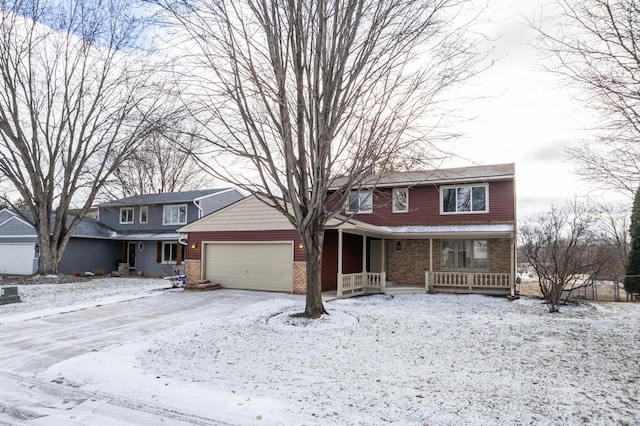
left=33, top=293, right=640, bottom=425
left=0, top=277, right=170, bottom=324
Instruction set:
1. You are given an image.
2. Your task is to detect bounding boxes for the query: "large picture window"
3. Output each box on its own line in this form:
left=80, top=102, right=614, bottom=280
left=163, top=204, right=187, bottom=225
left=441, top=184, right=488, bottom=214
left=161, top=242, right=185, bottom=263
left=346, top=192, right=372, bottom=214
left=441, top=240, right=488, bottom=270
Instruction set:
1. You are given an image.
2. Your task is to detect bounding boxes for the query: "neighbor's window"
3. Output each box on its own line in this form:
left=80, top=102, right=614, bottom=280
left=119, top=207, right=134, bottom=224
left=392, top=188, right=408, bottom=213
left=162, top=242, right=185, bottom=263
left=139, top=206, right=148, bottom=224
left=441, top=184, right=488, bottom=214
left=346, top=192, right=373, bottom=214
left=163, top=204, right=187, bottom=225
left=441, top=240, right=488, bottom=270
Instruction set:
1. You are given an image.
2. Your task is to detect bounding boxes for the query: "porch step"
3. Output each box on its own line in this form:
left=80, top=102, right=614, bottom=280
left=184, top=280, right=221, bottom=291
left=384, top=285, right=426, bottom=295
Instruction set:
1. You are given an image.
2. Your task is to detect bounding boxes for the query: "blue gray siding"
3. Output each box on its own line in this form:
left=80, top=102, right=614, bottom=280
left=98, top=204, right=195, bottom=233
left=0, top=217, right=34, bottom=236
left=58, top=238, right=122, bottom=274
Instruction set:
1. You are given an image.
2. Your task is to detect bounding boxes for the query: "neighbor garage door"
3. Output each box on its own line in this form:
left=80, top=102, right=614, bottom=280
left=0, top=243, right=35, bottom=275
left=203, top=242, right=293, bottom=292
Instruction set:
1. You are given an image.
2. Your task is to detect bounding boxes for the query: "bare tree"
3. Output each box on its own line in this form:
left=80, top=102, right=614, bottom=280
left=153, top=0, right=486, bottom=318
left=533, top=0, right=640, bottom=195
left=0, top=0, right=172, bottom=274
left=595, top=202, right=630, bottom=278
left=102, top=123, right=210, bottom=199
left=520, top=201, right=609, bottom=312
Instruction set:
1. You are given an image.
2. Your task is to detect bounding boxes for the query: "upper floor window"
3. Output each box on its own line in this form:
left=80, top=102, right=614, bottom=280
left=346, top=192, right=372, bottom=214
left=441, top=240, right=488, bottom=270
left=392, top=188, right=408, bottom=213
left=139, top=206, right=148, bottom=224
left=441, top=184, right=488, bottom=214
left=120, top=207, right=134, bottom=224
left=163, top=204, right=187, bottom=225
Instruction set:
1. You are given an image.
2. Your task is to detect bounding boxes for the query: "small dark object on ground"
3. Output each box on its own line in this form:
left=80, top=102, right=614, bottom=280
left=0, top=286, right=21, bottom=304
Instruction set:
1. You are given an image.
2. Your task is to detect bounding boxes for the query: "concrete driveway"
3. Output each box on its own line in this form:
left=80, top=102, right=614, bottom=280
left=0, top=289, right=300, bottom=425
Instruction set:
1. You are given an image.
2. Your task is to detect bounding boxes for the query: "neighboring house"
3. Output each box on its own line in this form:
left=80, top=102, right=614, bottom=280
left=96, top=188, right=244, bottom=276
left=0, top=188, right=244, bottom=276
left=179, top=163, right=517, bottom=297
left=0, top=209, right=120, bottom=275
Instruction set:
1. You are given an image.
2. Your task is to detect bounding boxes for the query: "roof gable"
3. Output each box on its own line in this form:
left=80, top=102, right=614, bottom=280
left=180, top=195, right=294, bottom=232
left=0, top=215, right=35, bottom=235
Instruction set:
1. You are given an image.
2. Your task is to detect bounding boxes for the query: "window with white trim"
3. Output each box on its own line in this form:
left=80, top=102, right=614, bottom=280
left=441, top=240, right=488, bottom=270
left=441, top=184, right=488, bottom=214
left=119, top=207, right=134, bottom=224
left=163, top=204, right=187, bottom=225
left=392, top=188, right=408, bottom=213
left=161, top=242, right=185, bottom=263
left=139, top=206, right=148, bottom=224
left=346, top=192, right=372, bottom=214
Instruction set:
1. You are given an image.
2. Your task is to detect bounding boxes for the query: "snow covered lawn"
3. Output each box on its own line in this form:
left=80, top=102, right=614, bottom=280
left=20, top=286, right=640, bottom=424
left=0, top=276, right=170, bottom=324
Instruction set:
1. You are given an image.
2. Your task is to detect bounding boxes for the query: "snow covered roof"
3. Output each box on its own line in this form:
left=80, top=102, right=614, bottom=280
left=98, top=189, right=234, bottom=207
left=381, top=224, right=514, bottom=237
left=329, top=163, right=515, bottom=189
left=328, top=217, right=514, bottom=237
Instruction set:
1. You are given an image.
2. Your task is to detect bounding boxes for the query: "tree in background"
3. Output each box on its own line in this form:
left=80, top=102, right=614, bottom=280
left=520, top=201, right=609, bottom=312
left=0, top=0, right=173, bottom=274
left=154, top=0, right=487, bottom=318
left=101, top=124, right=211, bottom=199
left=625, top=187, right=640, bottom=293
left=533, top=0, right=640, bottom=196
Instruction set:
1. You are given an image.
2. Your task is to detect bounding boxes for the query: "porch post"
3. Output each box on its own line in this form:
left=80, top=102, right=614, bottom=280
left=381, top=238, right=386, bottom=293
left=362, top=235, right=367, bottom=273
left=337, top=229, right=343, bottom=297
left=510, top=234, right=516, bottom=297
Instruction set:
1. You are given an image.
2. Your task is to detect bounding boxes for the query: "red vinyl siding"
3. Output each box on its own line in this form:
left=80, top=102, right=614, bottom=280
left=347, top=179, right=515, bottom=226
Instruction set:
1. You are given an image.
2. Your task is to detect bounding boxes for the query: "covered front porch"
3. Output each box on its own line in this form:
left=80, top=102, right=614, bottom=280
left=329, top=221, right=516, bottom=298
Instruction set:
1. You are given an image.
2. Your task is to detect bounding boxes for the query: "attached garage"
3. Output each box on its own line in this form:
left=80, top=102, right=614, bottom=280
left=203, top=242, right=293, bottom=292
left=0, top=243, right=35, bottom=275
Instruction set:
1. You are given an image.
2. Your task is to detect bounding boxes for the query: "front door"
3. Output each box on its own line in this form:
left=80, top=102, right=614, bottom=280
left=127, top=242, right=137, bottom=270
left=369, top=239, right=382, bottom=273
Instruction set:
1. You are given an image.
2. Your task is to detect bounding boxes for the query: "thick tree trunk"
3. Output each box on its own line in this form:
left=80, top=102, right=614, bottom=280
left=37, top=236, right=60, bottom=275
left=302, top=223, right=327, bottom=319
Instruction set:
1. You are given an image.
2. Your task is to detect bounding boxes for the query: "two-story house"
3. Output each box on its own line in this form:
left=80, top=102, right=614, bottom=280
left=96, top=188, right=245, bottom=276
left=0, top=188, right=244, bottom=276
left=179, top=163, right=517, bottom=296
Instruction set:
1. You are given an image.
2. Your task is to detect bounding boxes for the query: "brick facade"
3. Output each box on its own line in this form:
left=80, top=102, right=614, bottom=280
left=386, top=239, right=431, bottom=285
left=385, top=238, right=513, bottom=285
left=292, top=262, right=307, bottom=294
left=185, top=259, right=202, bottom=283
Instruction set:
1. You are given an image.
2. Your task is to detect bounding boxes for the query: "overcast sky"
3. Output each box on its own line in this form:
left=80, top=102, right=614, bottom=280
left=442, top=0, right=627, bottom=218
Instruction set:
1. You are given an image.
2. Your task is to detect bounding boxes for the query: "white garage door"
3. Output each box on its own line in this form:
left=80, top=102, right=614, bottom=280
left=0, top=243, right=35, bottom=275
left=204, top=242, right=293, bottom=292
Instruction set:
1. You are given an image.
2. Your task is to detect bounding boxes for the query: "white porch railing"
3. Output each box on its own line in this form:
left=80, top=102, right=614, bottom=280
left=337, top=272, right=386, bottom=298
left=425, top=271, right=511, bottom=293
